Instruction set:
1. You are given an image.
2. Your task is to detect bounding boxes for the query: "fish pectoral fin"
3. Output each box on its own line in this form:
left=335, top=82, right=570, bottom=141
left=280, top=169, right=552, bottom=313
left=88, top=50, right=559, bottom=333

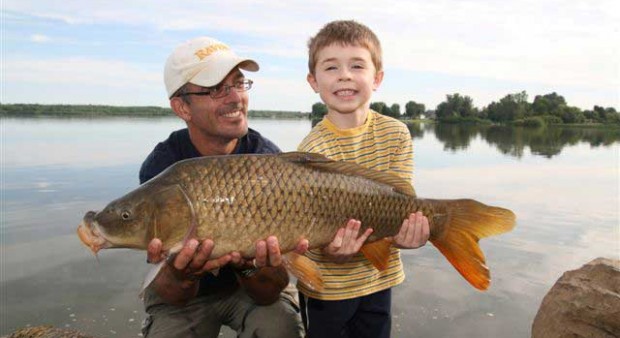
left=360, top=239, right=392, bottom=271
left=139, top=261, right=165, bottom=299
left=282, top=252, right=324, bottom=292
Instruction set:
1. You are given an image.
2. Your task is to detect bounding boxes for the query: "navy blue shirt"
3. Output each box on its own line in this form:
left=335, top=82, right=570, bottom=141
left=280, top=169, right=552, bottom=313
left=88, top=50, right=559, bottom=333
left=140, top=127, right=280, bottom=296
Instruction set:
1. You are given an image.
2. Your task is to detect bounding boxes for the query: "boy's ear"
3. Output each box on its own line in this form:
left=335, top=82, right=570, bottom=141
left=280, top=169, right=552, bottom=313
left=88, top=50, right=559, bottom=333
left=170, top=97, right=192, bottom=122
left=373, top=70, right=385, bottom=91
left=307, top=73, right=319, bottom=93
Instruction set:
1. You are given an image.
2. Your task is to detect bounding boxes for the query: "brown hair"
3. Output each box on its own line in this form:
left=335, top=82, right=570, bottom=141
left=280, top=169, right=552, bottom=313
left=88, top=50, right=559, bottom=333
left=307, top=20, right=382, bottom=74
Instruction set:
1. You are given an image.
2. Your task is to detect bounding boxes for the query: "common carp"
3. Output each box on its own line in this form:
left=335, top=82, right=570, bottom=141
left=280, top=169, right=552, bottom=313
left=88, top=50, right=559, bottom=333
left=77, top=152, right=515, bottom=291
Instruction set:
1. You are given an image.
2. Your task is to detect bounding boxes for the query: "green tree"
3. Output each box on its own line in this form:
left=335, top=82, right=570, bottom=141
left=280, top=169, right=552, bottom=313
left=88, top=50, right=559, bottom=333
left=435, top=93, right=476, bottom=120
left=404, top=101, right=425, bottom=119
left=370, top=102, right=386, bottom=114
left=532, top=92, right=566, bottom=116
left=484, top=91, right=531, bottom=123
left=390, top=103, right=401, bottom=118
left=561, top=106, right=585, bottom=124
left=310, top=102, right=327, bottom=120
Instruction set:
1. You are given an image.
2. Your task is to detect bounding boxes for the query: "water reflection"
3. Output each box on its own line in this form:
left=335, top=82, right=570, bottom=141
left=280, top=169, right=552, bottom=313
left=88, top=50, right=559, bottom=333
left=426, top=123, right=619, bottom=158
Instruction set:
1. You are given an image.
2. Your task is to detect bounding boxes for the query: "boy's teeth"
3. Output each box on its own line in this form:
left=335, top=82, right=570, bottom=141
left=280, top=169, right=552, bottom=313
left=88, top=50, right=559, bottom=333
left=336, top=90, right=355, bottom=96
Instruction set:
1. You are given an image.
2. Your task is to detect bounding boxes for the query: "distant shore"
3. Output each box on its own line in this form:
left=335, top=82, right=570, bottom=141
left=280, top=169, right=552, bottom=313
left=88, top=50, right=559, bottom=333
left=0, top=103, right=309, bottom=119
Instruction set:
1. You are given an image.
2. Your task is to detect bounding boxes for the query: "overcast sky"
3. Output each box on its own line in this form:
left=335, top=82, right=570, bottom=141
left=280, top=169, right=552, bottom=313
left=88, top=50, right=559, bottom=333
left=2, top=0, right=618, bottom=112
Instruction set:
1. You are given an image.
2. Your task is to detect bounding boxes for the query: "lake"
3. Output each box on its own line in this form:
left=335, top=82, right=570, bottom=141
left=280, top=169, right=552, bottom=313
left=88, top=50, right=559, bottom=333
left=1, top=116, right=618, bottom=337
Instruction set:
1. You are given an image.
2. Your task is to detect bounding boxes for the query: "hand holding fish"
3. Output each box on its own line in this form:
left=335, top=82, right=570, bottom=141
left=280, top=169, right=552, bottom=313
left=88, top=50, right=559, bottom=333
left=323, top=219, right=374, bottom=264
left=390, top=212, right=430, bottom=249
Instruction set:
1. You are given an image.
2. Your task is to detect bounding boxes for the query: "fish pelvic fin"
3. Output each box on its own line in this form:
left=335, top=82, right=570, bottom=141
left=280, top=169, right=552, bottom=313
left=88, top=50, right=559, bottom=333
left=430, top=199, right=516, bottom=291
left=282, top=252, right=324, bottom=292
left=360, top=239, right=392, bottom=271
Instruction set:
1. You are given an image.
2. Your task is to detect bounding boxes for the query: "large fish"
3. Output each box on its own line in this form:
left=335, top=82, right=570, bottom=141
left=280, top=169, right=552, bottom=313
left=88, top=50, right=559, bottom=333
left=77, top=152, right=515, bottom=291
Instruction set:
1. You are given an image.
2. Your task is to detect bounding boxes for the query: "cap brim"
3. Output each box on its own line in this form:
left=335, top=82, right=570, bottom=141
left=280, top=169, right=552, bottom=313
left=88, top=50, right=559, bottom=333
left=189, top=58, right=259, bottom=88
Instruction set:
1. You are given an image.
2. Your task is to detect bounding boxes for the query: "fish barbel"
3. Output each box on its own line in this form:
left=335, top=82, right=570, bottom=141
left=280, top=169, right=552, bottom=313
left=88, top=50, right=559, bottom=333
left=77, top=152, right=515, bottom=290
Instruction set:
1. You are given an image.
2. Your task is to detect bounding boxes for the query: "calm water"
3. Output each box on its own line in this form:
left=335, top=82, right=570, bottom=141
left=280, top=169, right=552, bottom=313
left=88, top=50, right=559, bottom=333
left=1, top=117, right=618, bottom=337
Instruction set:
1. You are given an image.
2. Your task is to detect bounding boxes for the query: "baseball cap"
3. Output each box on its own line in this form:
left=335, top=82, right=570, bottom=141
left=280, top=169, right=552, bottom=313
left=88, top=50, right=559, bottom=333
left=164, top=37, right=259, bottom=98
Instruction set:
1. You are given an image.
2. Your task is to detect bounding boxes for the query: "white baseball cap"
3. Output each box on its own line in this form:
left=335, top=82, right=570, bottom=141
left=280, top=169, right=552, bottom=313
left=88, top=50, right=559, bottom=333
left=164, top=37, right=259, bottom=98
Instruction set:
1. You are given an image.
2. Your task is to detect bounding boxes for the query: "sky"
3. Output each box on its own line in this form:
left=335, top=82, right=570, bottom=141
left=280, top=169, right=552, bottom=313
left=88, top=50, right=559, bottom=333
left=1, top=0, right=619, bottom=112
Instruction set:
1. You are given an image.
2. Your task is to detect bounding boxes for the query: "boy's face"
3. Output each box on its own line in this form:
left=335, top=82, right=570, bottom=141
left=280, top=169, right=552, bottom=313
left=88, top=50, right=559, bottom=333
left=307, top=43, right=383, bottom=116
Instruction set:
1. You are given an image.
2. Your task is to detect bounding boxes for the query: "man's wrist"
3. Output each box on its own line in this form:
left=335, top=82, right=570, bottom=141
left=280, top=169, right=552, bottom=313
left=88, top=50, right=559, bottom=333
left=237, top=267, right=260, bottom=278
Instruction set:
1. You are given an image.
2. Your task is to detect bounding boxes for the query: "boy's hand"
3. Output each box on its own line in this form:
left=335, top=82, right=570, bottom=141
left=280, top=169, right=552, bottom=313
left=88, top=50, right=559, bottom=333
left=323, top=219, right=373, bottom=264
left=391, top=212, right=430, bottom=249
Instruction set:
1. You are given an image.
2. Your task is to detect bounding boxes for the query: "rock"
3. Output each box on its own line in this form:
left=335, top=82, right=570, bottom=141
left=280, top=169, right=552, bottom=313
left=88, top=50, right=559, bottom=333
left=531, top=257, right=620, bottom=338
left=2, top=325, right=98, bottom=338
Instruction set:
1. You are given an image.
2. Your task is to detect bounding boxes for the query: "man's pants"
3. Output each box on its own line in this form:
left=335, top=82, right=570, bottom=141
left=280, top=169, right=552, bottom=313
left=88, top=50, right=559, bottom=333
left=142, top=287, right=304, bottom=338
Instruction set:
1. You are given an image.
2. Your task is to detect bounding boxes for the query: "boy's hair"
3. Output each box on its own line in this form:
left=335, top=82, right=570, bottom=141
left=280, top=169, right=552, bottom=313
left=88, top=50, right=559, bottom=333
left=307, top=20, right=382, bottom=74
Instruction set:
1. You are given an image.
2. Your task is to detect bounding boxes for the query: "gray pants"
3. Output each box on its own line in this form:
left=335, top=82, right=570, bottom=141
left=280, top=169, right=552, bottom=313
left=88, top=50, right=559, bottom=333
left=142, top=287, right=304, bottom=338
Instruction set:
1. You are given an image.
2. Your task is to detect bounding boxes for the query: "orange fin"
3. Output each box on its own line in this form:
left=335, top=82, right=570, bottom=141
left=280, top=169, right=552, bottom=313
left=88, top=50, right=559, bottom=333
left=360, top=239, right=392, bottom=271
left=282, top=252, right=324, bottom=292
left=429, top=199, right=516, bottom=291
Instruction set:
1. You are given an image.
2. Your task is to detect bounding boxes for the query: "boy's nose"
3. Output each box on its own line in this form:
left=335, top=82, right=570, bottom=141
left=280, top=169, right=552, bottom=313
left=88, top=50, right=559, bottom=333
left=338, top=68, right=352, bottom=81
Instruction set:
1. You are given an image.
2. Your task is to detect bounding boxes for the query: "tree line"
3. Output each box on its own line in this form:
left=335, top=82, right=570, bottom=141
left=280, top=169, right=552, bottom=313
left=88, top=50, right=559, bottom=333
left=0, top=104, right=307, bottom=119
left=309, top=91, right=619, bottom=126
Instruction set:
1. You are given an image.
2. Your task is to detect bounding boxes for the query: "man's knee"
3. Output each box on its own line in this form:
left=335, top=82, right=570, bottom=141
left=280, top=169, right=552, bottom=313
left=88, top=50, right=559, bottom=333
left=241, top=297, right=304, bottom=338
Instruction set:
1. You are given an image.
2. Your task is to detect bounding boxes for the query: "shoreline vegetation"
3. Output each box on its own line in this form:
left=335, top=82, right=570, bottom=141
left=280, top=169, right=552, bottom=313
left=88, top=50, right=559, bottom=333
left=2, top=91, right=619, bottom=129
left=0, top=103, right=309, bottom=119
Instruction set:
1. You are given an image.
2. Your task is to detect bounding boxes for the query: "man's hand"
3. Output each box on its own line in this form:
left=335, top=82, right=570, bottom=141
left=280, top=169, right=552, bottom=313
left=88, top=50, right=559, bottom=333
left=323, top=219, right=373, bottom=264
left=147, top=238, right=233, bottom=283
left=391, top=211, right=430, bottom=249
left=234, top=236, right=309, bottom=305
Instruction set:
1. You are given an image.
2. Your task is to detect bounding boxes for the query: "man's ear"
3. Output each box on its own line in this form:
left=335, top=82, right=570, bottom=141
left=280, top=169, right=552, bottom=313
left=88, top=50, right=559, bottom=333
left=170, top=97, right=191, bottom=122
left=373, top=70, right=384, bottom=91
left=307, top=73, right=319, bottom=93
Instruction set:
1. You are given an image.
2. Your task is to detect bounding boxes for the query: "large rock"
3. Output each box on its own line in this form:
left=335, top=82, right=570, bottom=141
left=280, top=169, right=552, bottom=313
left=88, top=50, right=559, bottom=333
left=532, top=257, right=620, bottom=338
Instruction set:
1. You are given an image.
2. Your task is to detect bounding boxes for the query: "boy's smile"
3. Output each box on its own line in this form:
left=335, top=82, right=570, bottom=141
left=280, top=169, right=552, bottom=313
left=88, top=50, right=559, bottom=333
left=308, top=43, right=383, bottom=119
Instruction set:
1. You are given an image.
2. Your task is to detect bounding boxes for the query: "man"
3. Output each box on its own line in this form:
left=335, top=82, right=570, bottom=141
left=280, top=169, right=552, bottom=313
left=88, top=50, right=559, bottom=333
left=140, top=36, right=306, bottom=338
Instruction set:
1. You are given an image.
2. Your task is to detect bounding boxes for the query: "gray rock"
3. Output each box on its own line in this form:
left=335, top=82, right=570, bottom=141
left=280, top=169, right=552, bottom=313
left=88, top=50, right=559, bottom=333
left=532, top=257, right=620, bottom=338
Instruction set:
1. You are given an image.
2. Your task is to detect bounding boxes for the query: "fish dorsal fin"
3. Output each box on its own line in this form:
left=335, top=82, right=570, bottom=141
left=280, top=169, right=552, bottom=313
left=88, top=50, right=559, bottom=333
left=279, top=151, right=416, bottom=197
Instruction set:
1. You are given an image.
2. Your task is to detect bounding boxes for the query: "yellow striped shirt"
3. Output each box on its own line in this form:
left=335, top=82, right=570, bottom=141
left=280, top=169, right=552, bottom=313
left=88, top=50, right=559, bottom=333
left=297, top=110, right=414, bottom=300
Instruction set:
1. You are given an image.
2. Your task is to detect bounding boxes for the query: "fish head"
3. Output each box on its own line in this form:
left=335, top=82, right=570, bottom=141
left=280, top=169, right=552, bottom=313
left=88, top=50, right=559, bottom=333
left=77, top=182, right=194, bottom=254
left=77, top=185, right=159, bottom=253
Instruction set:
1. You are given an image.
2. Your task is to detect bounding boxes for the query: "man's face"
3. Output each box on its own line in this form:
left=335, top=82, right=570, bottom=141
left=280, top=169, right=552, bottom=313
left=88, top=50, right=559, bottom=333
left=182, top=69, right=249, bottom=142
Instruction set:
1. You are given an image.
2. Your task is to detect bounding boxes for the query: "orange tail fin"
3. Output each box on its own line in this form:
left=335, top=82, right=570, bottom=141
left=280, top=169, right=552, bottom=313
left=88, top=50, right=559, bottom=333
left=430, top=199, right=516, bottom=290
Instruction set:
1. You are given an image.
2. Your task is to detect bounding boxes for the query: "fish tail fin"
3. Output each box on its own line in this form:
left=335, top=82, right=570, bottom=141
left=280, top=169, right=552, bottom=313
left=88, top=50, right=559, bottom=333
left=429, top=199, right=516, bottom=290
left=282, top=252, right=324, bottom=292
left=360, top=239, right=392, bottom=271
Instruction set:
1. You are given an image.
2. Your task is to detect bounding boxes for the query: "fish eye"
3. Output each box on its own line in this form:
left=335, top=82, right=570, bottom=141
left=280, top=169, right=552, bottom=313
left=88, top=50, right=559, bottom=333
left=121, top=211, right=131, bottom=220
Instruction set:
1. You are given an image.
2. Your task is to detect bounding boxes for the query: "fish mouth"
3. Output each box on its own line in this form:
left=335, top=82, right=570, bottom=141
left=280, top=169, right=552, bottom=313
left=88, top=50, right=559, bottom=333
left=77, top=211, right=111, bottom=254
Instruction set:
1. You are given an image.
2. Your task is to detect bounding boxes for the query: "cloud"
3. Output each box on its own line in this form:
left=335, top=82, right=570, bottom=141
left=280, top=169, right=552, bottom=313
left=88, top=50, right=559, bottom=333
left=30, top=34, right=51, bottom=43
left=3, top=57, right=160, bottom=87
left=3, top=0, right=618, bottom=109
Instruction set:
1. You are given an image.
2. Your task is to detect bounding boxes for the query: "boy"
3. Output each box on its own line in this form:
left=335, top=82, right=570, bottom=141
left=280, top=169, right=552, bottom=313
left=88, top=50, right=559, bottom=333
left=297, top=20, right=430, bottom=338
